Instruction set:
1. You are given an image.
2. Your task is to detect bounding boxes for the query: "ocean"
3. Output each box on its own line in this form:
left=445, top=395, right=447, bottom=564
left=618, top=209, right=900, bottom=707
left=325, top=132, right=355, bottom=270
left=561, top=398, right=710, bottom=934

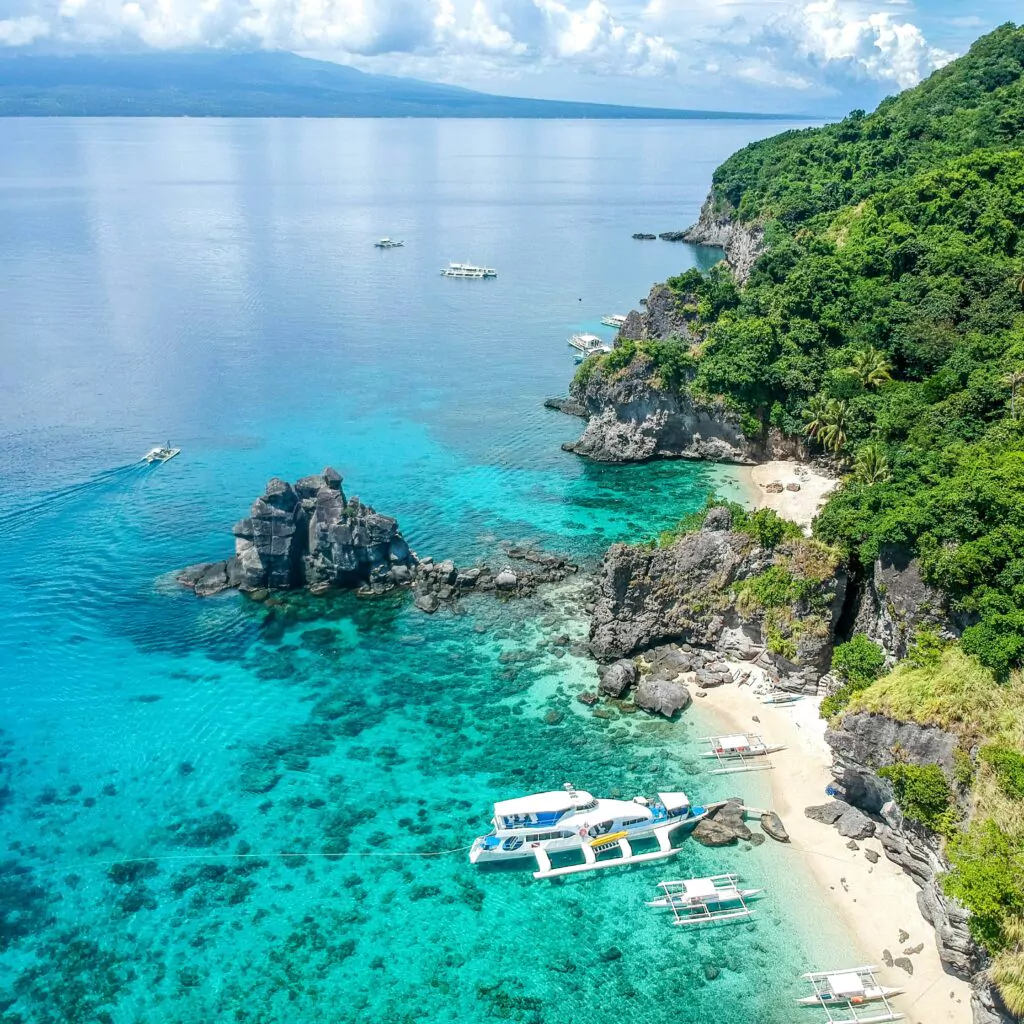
left=0, top=116, right=855, bottom=1024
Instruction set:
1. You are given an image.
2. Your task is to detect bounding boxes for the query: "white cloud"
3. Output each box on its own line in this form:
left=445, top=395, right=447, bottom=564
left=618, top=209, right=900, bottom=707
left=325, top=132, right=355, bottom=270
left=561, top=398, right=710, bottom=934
left=0, top=14, right=49, bottom=44
left=749, top=0, right=955, bottom=91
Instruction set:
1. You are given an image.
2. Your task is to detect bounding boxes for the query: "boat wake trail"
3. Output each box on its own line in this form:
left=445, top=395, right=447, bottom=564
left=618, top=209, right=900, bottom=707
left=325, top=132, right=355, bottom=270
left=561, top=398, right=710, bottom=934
left=0, top=463, right=145, bottom=531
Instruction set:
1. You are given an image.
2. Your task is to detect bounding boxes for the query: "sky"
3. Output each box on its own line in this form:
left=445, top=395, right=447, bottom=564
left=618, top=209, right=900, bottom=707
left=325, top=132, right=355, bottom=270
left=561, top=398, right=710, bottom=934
left=0, top=0, right=1019, bottom=114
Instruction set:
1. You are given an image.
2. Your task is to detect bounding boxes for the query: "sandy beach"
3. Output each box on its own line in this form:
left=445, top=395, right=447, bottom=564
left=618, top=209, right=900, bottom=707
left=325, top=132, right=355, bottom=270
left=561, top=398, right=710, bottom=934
left=745, top=460, right=839, bottom=532
left=701, top=679, right=973, bottom=1024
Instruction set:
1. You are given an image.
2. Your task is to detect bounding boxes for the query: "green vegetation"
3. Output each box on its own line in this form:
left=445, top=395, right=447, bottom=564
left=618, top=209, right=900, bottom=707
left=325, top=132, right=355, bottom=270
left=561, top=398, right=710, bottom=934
left=652, top=25, right=1024, bottom=676
left=821, top=635, right=887, bottom=717
left=845, top=648, right=1024, bottom=1004
left=982, top=746, right=1024, bottom=800
left=653, top=495, right=803, bottom=550
left=877, top=762, right=957, bottom=834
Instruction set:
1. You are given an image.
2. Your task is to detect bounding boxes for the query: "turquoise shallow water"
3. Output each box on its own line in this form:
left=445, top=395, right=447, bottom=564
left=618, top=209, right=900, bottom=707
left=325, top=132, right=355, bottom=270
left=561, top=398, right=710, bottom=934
left=0, top=117, right=854, bottom=1024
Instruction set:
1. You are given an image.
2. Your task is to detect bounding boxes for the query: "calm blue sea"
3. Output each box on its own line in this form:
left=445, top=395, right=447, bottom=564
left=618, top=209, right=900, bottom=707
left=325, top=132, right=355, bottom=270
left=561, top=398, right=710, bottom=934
left=0, top=117, right=853, bottom=1024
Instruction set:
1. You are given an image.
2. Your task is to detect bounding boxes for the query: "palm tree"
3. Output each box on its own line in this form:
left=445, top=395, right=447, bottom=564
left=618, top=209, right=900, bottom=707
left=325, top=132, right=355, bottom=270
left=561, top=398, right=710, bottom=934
left=1003, top=368, right=1024, bottom=421
left=852, top=345, right=893, bottom=388
left=853, top=443, right=891, bottom=485
left=817, top=399, right=850, bottom=454
left=803, top=394, right=831, bottom=439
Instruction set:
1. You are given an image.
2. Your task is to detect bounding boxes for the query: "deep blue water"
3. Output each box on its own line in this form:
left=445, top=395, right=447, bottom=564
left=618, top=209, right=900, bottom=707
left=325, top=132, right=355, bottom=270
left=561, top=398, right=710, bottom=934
left=0, top=117, right=853, bottom=1024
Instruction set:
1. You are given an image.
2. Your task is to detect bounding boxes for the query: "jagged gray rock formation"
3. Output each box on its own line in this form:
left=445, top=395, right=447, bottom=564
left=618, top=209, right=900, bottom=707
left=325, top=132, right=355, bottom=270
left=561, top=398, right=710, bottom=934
left=853, top=546, right=959, bottom=662
left=179, top=472, right=578, bottom=603
left=692, top=800, right=752, bottom=847
left=588, top=507, right=847, bottom=692
left=598, top=660, right=637, bottom=698
left=179, top=469, right=415, bottom=597
left=562, top=358, right=755, bottom=463
left=823, top=712, right=1014, bottom=1024
left=679, top=192, right=767, bottom=284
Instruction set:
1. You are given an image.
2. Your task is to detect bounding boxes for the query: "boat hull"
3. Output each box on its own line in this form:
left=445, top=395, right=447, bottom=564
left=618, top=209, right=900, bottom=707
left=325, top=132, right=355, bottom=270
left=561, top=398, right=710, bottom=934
left=796, top=987, right=905, bottom=1006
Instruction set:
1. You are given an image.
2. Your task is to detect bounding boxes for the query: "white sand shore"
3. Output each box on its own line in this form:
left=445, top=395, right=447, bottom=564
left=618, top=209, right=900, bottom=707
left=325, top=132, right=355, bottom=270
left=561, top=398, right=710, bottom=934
left=746, top=460, right=839, bottom=532
left=701, top=678, right=973, bottom=1024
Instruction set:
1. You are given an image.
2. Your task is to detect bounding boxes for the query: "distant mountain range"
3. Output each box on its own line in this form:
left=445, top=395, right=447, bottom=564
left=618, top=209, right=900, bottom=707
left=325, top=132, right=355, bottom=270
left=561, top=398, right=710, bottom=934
left=0, top=51, right=791, bottom=119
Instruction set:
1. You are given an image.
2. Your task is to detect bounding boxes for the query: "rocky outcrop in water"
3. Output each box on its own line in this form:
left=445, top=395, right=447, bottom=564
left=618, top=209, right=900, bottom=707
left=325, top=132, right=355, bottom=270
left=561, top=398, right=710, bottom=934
left=588, top=505, right=847, bottom=692
left=178, top=470, right=416, bottom=597
left=178, top=472, right=578, bottom=603
left=679, top=192, right=766, bottom=284
left=563, top=366, right=752, bottom=463
left=550, top=282, right=800, bottom=465
left=823, top=712, right=1014, bottom=1024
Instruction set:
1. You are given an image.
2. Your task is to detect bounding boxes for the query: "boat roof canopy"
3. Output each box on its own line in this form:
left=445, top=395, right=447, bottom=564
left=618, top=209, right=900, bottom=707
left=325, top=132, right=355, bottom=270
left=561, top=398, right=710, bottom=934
left=717, top=734, right=751, bottom=748
left=829, top=973, right=866, bottom=996
left=683, top=878, right=718, bottom=899
left=657, top=791, right=690, bottom=813
left=494, top=790, right=594, bottom=817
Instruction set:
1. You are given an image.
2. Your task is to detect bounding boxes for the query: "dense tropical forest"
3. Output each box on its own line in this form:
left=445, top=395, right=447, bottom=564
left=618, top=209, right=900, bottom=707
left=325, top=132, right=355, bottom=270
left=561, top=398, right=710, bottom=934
left=579, top=23, right=1024, bottom=1008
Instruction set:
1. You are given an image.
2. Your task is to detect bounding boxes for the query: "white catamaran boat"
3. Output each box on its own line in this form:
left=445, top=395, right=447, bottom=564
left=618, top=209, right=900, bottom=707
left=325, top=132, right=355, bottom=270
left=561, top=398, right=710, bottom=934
left=601, top=314, right=628, bottom=329
left=374, top=237, right=404, bottom=249
left=141, top=443, right=181, bottom=464
left=441, top=262, right=497, bottom=279
left=569, top=333, right=613, bottom=362
left=700, top=734, right=786, bottom=775
left=798, top=965, right=906, bottom=1023
left=646, top=874, right=763, bottom=926
left=469, top=785, right=709, bottom=880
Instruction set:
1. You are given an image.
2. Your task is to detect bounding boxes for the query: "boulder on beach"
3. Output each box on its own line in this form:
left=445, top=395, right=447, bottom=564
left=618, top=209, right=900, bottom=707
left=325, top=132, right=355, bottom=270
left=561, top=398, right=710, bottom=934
left=760, top=811, right=790, bottom=843
left=634, top=676, right=691, bottom=719
left=692, top=800, right=752, bottom=847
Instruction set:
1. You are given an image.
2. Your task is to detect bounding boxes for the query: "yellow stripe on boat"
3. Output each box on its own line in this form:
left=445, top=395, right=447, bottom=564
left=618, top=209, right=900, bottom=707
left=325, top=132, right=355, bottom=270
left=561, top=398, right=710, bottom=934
left=590, top=830, right=629, bottom=849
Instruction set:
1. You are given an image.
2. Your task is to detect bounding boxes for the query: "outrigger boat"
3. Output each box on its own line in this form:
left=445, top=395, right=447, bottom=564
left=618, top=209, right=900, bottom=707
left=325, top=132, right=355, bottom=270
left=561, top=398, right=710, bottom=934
left=601, top=314, right=628, bottom=329
left=441, top=262, right=497, bottom=279
left=646, top=873, right=763, bottom=926
left=469, top=784, right=709, bottom=880
left=798, top=965, right=905, bottom=1022
left=374, top=237, right=404, bottom=249
left=141, top=443, right=180, bottom=464
left=760, top=688, right=804, bottom=705
left=700, top=734, right=785, bottom=775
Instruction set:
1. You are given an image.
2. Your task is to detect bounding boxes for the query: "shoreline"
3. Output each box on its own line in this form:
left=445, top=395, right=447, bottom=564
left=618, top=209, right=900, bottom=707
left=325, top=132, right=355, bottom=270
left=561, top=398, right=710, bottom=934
left=741, top=459, right=839, bottom=532
left=700, top=679, right=973, bottom=1024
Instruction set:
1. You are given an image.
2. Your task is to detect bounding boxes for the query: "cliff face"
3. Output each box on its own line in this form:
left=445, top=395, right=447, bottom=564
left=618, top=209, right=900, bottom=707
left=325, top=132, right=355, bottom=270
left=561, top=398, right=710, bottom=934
left=825, top=712, right=1013, bottom=1024
left=564, top=358, right=755, bottom=463
left=589, top=506, right=847, bottom=691
left=854, top=545, right=963, bottom=662
left=681, top=192, right=766, bottom=284
left=555, top=279, right=800, bottom=465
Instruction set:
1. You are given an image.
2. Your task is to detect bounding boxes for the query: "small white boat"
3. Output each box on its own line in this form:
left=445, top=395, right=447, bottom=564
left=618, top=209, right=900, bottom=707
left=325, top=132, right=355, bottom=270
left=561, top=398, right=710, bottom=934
left=141, top=444, right=180, bottom=464
left=601, top=314, right=628, bottom=329
left=646, top=873, right=763, bottom=926
left=700, top=734, right=785, bottom=775
left=469, top=784, right=710, bottom=880
left=798, top=965, right=905, bottom=1022
left=374, top=237, right=404, bottom=249
left=760, top=689, right=803, bottom=705
left=441, top=262, right=497, bottom=279
left=568, top=333, right=612, bottom=359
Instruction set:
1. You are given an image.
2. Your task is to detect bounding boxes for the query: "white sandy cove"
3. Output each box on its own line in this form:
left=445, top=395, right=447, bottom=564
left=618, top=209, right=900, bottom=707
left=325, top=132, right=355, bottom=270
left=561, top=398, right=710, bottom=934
left=703, top=676, right=973, bottom=1024
left=746, top=461, right=839, bottom=532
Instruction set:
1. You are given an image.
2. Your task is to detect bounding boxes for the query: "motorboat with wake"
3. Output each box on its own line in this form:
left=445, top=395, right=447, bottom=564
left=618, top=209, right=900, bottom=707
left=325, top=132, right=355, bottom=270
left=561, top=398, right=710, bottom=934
left=141, top=443, right=180, bottom=464
left=469, top=784, right=709, bottom=879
